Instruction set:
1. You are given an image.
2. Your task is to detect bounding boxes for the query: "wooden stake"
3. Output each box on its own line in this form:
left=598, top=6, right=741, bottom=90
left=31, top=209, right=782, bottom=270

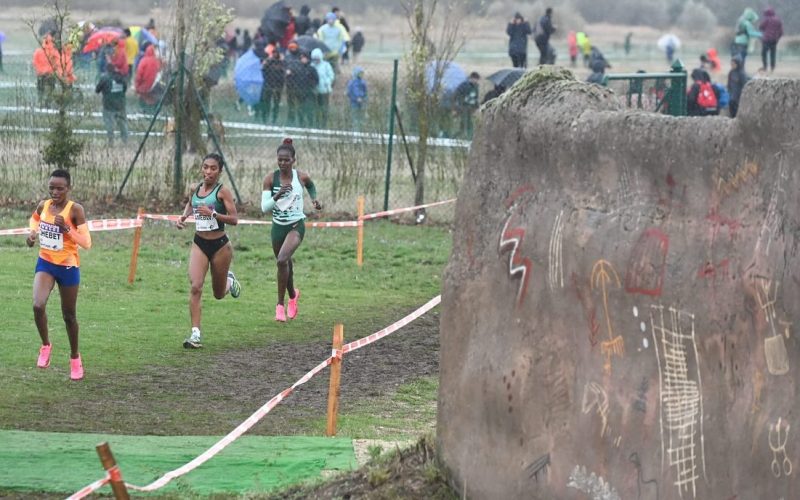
left=326, top=323, right=344, bottom=436
left=127, top=208, right=144, bottom=284
left=356, top=196, right=365, bottom=267
left=96, top=442, right=130, bottom=500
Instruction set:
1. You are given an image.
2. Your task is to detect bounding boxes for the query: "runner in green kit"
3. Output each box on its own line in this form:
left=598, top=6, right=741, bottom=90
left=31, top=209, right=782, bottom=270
left=261, top=138, right=322, bottom=322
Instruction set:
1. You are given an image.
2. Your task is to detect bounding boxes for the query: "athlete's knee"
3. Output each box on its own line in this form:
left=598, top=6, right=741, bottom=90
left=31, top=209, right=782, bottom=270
left=190, top=282, right=203, bottom=297
left=62, top=309, right=77, bottom=325
left=213, top=288, right=226, bottom=300
left=277, top=255, right=292, bottom=267
left=33, top=301, right=46, bottom=316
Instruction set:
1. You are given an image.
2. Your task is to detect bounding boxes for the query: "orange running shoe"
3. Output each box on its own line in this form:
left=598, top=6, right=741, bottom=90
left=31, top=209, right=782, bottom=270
left=70, top=355, right=84, bottom=381
left=275, top=304, right=287, bottom=322
left=37, top=344, right=52, bottom=368
left=287, top=289, right=300, bottom=319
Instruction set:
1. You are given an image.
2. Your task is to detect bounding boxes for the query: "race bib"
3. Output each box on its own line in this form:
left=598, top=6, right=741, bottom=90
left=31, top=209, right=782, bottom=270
left=276, top=191, right=297, bottom=212
left=38, top=221, right=64, bottom=251
left=193, top=207, right=219, bottom=232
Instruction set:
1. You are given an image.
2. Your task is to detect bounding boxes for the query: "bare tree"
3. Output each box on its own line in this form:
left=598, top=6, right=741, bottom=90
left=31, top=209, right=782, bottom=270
left=403, top=0, right=465, bottom=221
left=27, top=0, right=85, bottom=170
left=166, top=0, right=233, bottom=157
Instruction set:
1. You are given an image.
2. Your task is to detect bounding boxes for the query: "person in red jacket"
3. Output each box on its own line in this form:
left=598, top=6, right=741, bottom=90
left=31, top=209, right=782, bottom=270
left=107, top=38, right=128, bottom=77
left=759, top=8, right=783, bottom=73
left=134, top=44, right=162, bottom=111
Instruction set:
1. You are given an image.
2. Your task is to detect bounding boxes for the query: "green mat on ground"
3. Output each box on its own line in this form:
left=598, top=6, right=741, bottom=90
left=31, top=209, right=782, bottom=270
left=0, top=430, right=356, bottom=495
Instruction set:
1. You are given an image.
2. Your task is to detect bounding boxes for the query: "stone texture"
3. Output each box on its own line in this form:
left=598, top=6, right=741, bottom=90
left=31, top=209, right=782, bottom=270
left=438, top=69, right=800, bottom=500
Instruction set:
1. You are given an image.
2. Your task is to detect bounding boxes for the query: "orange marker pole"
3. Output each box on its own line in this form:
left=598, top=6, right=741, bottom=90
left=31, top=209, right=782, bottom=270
left=96, top=442, right=130, bottom=500
left=127, top=208, right=144, bottom=284
left=356, top=196, right=365, bottom=267
left=326, top=323, right=344, bottom=437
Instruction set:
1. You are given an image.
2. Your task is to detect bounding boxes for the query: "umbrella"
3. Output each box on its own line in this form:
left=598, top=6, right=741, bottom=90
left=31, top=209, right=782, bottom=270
left=657, top=34, right=681, bottom=51
left=260, top=1, right=291, bottom=42
left=0, top=31, right=5, bottom=44
left=425, top=61, right=466, bottom=95
left=131, top=25, right=157, bottom=46
left=487, top=68, right=526, bottom=89
left=38, top=17, right=58, bottom=37
left=295, top=35, right=330, bottom=56
left=82, top=29, right=122, bottom=53
left=234, top=49, right=264, bottom=106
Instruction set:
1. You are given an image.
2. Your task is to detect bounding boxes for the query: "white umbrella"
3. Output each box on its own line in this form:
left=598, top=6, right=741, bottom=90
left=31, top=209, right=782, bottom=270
left=657, top=34, right=681, bottom=51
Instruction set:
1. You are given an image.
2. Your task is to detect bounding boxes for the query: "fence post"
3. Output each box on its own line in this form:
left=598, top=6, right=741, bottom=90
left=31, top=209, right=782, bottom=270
left=669, top=59, right=687, bottom=116
left=96, top=442, right=130, bottom=500
left=356, top=196, right=365, bottom=267
left=326, top=323, right=344, bottom=437
left=383, top=58, right=399, bottom=211
left=127, top=208, right=144, bottom=285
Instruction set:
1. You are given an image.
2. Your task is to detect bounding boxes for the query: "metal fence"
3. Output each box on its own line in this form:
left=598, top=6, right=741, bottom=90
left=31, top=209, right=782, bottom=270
left=603, top=61, right=688, bottom=116
left=0, top=50, right=468, bottom=220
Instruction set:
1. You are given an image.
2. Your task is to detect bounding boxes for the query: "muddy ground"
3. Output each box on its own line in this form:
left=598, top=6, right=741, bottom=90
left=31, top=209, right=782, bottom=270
left=17, top=312, right=441, bottom=437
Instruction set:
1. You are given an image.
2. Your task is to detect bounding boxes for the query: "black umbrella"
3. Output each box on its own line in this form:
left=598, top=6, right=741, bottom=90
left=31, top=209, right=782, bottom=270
left=260, top=1, right=291, bottom=43
left=487, top=68, right=527, bottom=89
left=38, top=17, right=59, bottom=37
left=295, top=35, right=331, bottom=56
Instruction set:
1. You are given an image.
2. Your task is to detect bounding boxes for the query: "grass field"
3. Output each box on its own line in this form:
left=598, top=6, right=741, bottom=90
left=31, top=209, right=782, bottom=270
left=0, top=204, right=450, bottom=496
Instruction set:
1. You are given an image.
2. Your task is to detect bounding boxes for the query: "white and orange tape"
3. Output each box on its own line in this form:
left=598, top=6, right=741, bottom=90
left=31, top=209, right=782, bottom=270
left=66, top=295, right=441, bottom=497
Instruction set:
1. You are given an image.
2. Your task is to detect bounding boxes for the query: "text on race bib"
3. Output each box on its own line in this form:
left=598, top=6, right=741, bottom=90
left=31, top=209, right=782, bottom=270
left=38, top=221, right=64, bottom=251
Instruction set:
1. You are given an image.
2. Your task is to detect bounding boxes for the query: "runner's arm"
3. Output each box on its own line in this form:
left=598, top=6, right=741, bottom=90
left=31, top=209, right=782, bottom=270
left=218, top=186, right=238, bottom=226
left=67, top=203, right=92, bottom=249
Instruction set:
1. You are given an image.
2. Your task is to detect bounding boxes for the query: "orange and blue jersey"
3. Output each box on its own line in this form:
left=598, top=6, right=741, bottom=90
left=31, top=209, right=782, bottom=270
left=31, top=200, right=82, bottom=267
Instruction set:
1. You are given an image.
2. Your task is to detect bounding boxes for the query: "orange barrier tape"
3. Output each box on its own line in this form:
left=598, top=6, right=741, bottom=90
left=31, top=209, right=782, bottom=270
left=0, top=218, right=142, bottom=236
left=65, top=476, right=111, bottom=500
left=87, top=295, right=440, bottom=494
left=108, top=465, right=123, bottom=482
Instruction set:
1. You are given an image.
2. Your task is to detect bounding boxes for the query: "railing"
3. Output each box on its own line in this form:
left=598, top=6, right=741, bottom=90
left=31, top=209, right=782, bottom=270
left=603, top=60, right=687, bottom=116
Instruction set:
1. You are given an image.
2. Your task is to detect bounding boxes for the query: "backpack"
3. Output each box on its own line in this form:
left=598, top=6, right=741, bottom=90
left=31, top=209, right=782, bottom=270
left=712, top=83, right=729, bottom=108
left=696, top=81, right=718, bottom=110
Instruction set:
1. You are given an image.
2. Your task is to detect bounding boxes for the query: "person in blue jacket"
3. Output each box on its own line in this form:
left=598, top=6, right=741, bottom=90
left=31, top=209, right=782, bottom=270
left=346, top=66, right=367, bottom=130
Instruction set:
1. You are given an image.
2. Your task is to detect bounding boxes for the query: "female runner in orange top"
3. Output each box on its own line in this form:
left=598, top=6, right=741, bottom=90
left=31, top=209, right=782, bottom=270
left=26, top=169, right=92, bottom=380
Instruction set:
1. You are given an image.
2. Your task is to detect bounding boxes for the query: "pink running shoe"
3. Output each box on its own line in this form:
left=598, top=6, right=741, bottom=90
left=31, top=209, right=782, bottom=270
left=287, top=289, right=300, bottom=319
left=70, top=355, right=84, bottom=381
left=275, top=304, right=287, bottom=322
left=37, top=344, right=52, bottom=368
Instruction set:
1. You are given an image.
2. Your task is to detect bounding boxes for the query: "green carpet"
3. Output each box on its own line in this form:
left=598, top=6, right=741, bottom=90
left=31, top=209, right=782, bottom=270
left=0, top=430, right=356, bottom=495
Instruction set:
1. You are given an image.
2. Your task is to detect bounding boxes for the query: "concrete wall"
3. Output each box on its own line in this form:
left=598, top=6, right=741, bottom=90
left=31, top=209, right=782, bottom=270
left=438, top=68, right=800, bottom=500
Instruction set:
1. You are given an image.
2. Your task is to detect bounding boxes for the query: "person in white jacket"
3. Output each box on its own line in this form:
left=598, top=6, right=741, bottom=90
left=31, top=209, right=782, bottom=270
left=310, top=48, right=334, bottom=127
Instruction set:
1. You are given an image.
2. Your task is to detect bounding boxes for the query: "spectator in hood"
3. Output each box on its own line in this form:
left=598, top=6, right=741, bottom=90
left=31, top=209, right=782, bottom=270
left=108, top=39, right=129, bottom=77
left=315, top=12, right=349, bottom=74
left=727, top=54, right=748, bottom=118
left=310, top=48, right=334, bottom=127
left=759, top=8, right=783, bottom=73
left=134, top=44, right=163, bottom=112
left=733, top=8, right=761, bottom=69
left=506, top=12, right=531, bottom=68
left=346, top=66, right=367, bottom=130
left=586, top=57, right=607, bottom=85
left=295, top=5, right=312, bottom=36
